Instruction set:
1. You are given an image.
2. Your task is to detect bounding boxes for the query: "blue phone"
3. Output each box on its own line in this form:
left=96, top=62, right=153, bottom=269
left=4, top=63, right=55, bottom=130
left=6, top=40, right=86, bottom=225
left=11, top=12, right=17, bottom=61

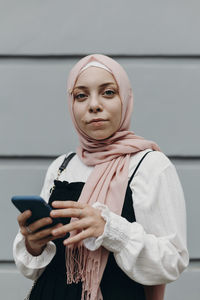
left=11, top=195, right=62, bottom=230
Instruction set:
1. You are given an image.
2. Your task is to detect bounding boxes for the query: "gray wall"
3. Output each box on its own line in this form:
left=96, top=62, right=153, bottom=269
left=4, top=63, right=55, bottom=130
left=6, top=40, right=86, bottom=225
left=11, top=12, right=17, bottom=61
left=0, top=1, right=200, bottom=299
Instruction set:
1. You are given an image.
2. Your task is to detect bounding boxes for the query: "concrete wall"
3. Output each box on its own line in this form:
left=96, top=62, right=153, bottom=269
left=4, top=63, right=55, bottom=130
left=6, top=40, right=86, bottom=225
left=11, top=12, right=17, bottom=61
left=1, top=1, right=199, bottom=299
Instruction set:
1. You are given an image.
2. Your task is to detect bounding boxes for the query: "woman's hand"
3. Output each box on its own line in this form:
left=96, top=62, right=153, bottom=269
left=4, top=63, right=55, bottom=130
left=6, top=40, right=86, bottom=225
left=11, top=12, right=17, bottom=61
left=50, top=201, right=106, bottom=246
left=18, top=210, right=65, bottom=256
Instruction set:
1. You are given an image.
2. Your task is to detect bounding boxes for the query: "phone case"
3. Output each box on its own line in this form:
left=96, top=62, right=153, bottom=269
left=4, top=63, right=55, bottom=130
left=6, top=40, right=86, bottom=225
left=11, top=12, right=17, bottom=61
left=11, top=195, right=62, bottom=229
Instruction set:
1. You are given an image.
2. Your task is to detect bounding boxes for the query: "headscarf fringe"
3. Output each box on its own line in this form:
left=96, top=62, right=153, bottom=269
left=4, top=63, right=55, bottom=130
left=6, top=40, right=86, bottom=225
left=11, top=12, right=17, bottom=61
left=66, top=244, right=102, bottom=300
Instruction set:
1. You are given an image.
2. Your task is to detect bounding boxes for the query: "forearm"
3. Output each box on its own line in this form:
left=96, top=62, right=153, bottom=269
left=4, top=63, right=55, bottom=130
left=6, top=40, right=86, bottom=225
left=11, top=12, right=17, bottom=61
left=13, top=231, right=56, bottom=280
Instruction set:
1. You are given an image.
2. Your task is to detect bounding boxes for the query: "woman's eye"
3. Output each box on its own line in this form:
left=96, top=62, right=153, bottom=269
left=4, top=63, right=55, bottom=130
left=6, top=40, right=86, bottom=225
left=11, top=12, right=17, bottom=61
left=74, top=93, right=87, bottom=100
left=103, top=90, right=115, bottom=97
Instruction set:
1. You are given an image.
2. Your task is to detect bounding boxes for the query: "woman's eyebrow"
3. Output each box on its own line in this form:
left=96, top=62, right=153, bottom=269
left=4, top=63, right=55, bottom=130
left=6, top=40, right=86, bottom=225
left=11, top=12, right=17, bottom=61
left=98, top=82, right=117, bottom=88
left=73, top=86, right=88, bottom=93
left=73, top=82, right=117, bottom=91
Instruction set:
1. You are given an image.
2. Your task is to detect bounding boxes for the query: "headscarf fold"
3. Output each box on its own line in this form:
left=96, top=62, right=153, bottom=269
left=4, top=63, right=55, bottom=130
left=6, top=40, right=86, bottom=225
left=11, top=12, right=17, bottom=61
left=66, top=54, right=162, bottom=300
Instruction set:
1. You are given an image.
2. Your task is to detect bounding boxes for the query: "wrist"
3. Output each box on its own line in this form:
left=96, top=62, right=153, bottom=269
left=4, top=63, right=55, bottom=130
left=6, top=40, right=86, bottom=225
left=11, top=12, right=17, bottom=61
left=25, top=239, right=45, bottom=256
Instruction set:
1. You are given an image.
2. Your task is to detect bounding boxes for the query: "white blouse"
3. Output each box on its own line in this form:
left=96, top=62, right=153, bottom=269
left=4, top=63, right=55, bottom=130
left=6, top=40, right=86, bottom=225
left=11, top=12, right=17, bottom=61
left=13, top=149, right=189, bottom=285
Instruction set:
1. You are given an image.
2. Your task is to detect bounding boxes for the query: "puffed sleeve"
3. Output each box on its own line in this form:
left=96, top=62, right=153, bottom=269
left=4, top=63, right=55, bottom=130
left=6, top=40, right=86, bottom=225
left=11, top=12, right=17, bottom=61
left=13, top=231, right=56, bottom=280
left=12, top=154, right=66, bottom=280
left=84, top=151, right=189, bottom=285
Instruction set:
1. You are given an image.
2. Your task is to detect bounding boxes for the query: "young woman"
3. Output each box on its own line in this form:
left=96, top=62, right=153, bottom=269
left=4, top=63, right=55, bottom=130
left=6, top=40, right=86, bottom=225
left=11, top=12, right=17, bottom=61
left=13, top=54, right=189, bottom=300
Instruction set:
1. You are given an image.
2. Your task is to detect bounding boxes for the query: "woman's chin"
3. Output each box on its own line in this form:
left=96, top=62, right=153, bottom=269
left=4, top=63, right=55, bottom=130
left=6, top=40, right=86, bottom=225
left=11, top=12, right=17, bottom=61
left=86, top=130, right=112, bottom=141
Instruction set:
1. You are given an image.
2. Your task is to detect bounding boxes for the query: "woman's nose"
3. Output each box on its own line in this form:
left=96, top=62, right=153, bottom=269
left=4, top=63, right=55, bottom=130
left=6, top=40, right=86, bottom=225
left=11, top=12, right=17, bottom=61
left=88, top=95, right=103, bottom=113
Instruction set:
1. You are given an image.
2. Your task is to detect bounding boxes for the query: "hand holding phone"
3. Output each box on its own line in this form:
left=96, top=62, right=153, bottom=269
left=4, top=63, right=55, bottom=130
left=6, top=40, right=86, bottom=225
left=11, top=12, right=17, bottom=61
left=12, top=195, right=66, bottom=256
left=11, top=195, right=63, bottom=230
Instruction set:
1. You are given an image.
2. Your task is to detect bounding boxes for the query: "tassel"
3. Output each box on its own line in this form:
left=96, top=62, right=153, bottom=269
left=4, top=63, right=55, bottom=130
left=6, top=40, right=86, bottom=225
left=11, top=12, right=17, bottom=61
left=66, top=244, right=102, bottom=300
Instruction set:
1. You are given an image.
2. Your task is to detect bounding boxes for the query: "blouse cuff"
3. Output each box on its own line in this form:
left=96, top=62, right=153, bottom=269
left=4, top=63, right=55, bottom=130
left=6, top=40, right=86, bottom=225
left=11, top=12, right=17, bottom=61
left=13, top=231, right=56, bottom=269
left=83, top=202, right=130, bottom=253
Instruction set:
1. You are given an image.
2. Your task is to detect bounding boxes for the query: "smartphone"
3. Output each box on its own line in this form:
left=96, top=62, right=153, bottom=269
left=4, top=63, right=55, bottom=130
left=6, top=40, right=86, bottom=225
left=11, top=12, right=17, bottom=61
left=11, top=195, right=62, bottom=230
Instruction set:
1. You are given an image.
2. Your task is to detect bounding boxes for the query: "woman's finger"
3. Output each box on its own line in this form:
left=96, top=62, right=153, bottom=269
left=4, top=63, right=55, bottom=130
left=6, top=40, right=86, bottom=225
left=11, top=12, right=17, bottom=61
left=21, top=217, right=53, bottom=236
left=26, top=217, right=53, bottom=233
left=50, top=208, right=84, bottom=219
left=28, top=223, right=63, bottom=241
left=30, top=231, right=67, bottom=248
left=17, top=210, right=32, bottom=227
left=51, top=219, right=88, bottom=237
left=63, top=228, right=92, bottom=246
left=51, top=201, right=85, bottom=209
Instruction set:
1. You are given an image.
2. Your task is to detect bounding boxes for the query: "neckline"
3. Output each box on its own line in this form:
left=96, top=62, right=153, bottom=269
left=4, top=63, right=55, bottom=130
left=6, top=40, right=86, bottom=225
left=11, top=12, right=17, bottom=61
left=54, top=180, right=85, bottom=185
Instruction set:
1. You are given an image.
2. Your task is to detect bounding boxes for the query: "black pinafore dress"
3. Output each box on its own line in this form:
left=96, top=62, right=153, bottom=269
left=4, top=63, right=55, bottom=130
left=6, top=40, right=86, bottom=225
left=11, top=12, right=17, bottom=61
left=29, top=151, right=152, bottom=300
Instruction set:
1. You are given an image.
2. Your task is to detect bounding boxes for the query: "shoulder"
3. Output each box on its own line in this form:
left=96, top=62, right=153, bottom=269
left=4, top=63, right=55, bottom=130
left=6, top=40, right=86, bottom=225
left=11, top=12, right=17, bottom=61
left=46, top=152, right=75, bottom=176
left=128, top=150, right=180, bottom=210
left=129, top=149, right=174, bottom=184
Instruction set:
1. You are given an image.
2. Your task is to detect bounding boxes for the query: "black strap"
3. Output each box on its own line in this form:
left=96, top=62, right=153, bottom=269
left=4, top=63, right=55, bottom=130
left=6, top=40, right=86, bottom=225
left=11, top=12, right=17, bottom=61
left=59, top=152, right=76, bottom=172
left=128, top=150, right=153, bottom=185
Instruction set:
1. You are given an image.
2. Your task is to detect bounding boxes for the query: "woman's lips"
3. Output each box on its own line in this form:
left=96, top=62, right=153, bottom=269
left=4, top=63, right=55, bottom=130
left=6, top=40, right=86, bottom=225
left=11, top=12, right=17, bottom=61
left=87, top=119, right=108, bottom=127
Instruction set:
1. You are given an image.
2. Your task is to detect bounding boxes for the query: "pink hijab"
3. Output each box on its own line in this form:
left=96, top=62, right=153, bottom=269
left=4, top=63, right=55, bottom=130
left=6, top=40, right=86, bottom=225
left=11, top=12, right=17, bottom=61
left=66, top=54, right=164, bottom=300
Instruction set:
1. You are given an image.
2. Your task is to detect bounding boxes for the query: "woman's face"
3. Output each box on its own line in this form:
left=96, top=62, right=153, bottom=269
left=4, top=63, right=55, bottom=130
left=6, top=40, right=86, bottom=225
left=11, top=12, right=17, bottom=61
left=72, top=67, right=122, bottom=140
